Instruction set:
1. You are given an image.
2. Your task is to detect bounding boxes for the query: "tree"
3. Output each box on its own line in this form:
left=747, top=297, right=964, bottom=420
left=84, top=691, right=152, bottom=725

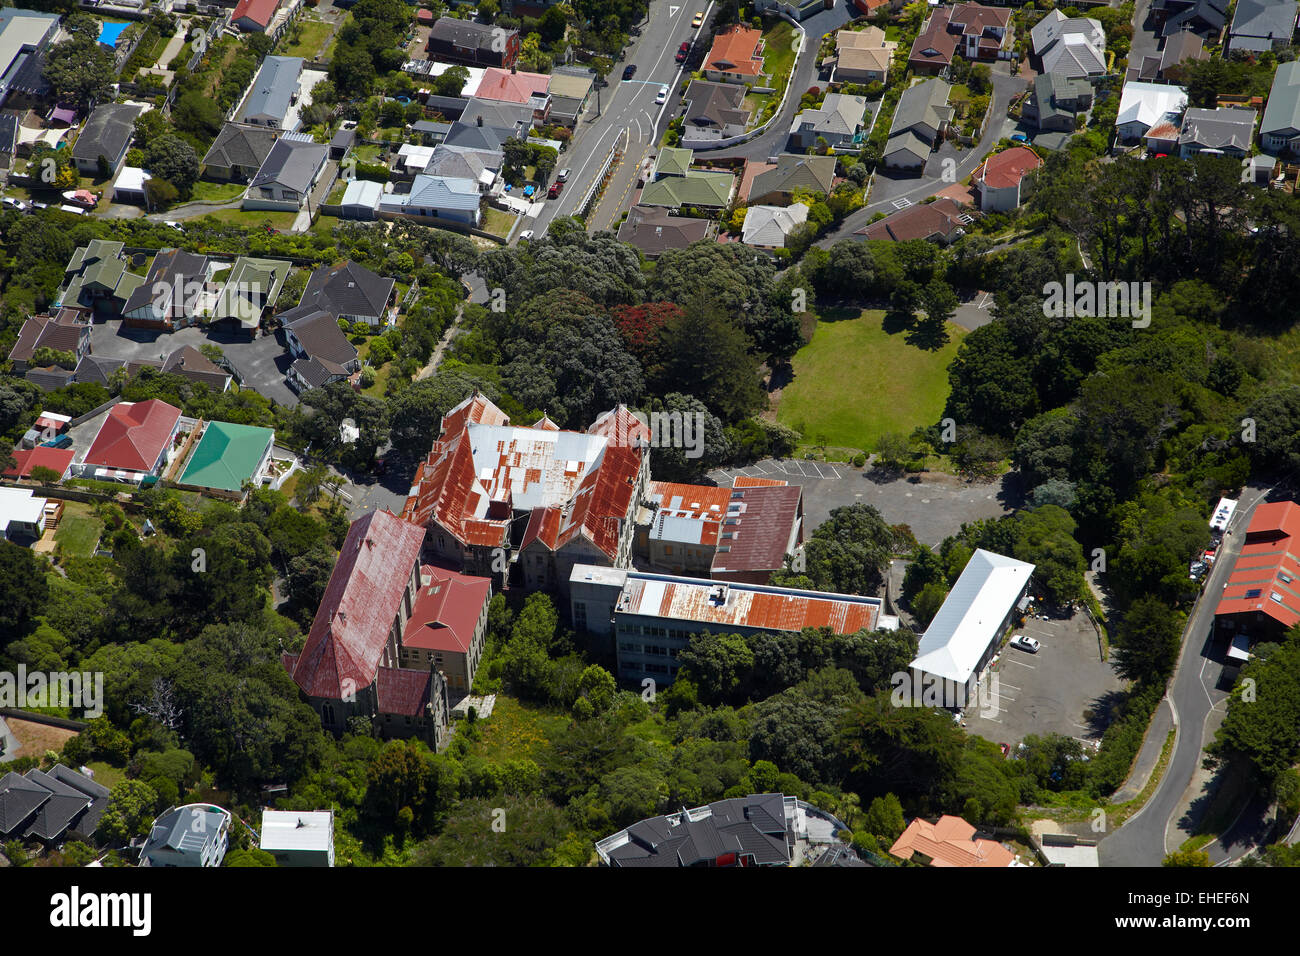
left=1113, top=596, right=1183, bottom=686
left=677, top=632, right=756, bottom=705
left=1013, top=505, right=1086, bottom=606
left=862, top=793, right=906, bottom=843
left=1209, top=635, right=1300, bottom=779
left=42, top=36, right=115, bottom=107
left=575, top=665, right=617, bottom=715
left=912, top=581, right=949, bottom=628
left=1162, top=850, right=1211, bottom=867
left=0, top=541, right=49, bottom=637
left=656, top=297, right=765, bottom=425
left=145, top=135, right=201, bottom=194
left=99, top=780, right=159, bottom=840
left=772, top=504, right=896, bottom=596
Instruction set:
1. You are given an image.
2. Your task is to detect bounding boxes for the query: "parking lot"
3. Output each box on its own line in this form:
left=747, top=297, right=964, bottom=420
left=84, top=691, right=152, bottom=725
left=88, top=322, right=299, bottom=407
left=964, top=608, right=1123, bottom=748
left=709, top=459, right=1021, bottom=545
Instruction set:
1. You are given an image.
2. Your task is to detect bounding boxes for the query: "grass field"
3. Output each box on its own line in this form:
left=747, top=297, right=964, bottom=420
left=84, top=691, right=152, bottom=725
left=776, top=308, right=966, bottom=454
left=762, top=20, right=798, bottom=87
left=279, top=18, right=334, bottom=59
left=195, top=209, right=299, bottom=230
left=468, top=696, right=569, bottom=764
left=54, top=503, right=104, bottom=559
left=481, top=206, right=518, bottom=237
left=188, top=180, right=246, bottom=203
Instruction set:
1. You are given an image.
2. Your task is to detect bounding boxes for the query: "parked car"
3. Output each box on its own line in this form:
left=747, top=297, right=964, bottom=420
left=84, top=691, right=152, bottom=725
left=163, top=220, right=184, bottom=231
left=1011, top=132, right=1029, bottom=143
left=655, top=84, right=668, bottom=105
left=692, top=11, right=704, bottom=27
left=30, top=201, right=48, bottom=210
left=547, top=181, right=563, bottom=198
left=2, top=196, right=29, bottom=212
left=41, top=434, right=73, bottom=449
left=1008, top=634, right=1041, bottom=653
left=623, top=64, right=637, bottom=80
left=676, top=41, right=690, bottom=62
left=556, top=168, right=570, bottom=182
left=518, top=229, right=535, bottom=242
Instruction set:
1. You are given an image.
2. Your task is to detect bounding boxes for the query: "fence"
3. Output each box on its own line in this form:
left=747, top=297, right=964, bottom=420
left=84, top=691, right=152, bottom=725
left=0, top=708, right=89, bottom=732
left=68, top=396, right=123, bottom=427
left=576, top=127, right=626, bottom=220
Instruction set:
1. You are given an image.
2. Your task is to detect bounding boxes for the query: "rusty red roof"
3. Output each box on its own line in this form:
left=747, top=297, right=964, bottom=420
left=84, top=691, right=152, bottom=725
left=232, top=0, right=280, bottom=28
left=82, top=399, right=181, bottom=474
left=375, top=665, right=431, bottom=717
left=732, top=475, right=789, bottom=488
left=711, top=484, right=804, bottom=575
left=403, top=565, right=492, bottom=653
left=619, top=574, right=879, bottom=633
left=290, top=511, right=426, bottom=700
left=1215, top=500, right=1300, bottom=628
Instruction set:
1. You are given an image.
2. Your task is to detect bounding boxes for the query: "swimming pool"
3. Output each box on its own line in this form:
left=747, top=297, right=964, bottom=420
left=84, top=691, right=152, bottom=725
left=98, top=21, right=128, bottom=48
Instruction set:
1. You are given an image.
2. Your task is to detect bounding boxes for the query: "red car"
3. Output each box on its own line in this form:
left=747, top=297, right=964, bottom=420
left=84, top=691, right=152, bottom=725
left=676, top=41, right=690, bottom=62
left=547, top=182, right=563, bottom=199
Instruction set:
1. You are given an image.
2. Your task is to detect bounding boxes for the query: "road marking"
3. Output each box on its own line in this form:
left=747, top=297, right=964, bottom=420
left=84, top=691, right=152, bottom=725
left=1005, top=659, right=1036, bottom=669
left=999, top=682, right=1022, bottom=691
left=892, top=197, right=912, bottom=210
left=670, top=4, right=681, bottom=13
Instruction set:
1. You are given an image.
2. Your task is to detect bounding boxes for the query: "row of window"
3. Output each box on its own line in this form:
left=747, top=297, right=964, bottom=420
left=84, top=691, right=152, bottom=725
left=619, top=643, right=670, bottom=656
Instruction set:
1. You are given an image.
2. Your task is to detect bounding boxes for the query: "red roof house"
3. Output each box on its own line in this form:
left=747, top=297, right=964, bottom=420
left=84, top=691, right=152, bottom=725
left=1215, top=501, right=1300, bottom=636
left=232, top=0, right=282, bottom=32
left=890, top=815, right=1017, bottom=867
left=972, top=146, right=1042, bottom=212
left=402, top=565, right=492, bottom=692
left=704, top=25, right=769, bottom=84
left=80, top=399, right=182, bottom=477
left=3, top=446, right=76, bottom=482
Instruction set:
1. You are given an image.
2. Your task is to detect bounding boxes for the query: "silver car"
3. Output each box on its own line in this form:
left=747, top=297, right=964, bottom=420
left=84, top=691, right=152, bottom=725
left=1008, top=634, right=1041, bottom=654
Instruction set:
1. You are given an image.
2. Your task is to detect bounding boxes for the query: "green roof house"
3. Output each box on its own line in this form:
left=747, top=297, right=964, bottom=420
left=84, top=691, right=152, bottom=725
left=178, top=421, right=276, bottom=495
left=640, top=169, right=736, bottom=209
left=58, top=240, right=145, bottom=314
left=211, top=257, right=292, bottom=333
left=654, top=146, right=695, bottom=178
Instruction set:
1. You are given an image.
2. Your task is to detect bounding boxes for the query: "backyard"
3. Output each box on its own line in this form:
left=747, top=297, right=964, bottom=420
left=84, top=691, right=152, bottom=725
left=776, top=308, right=966, bottom=454
left=278, top=17, right=335, bottom=59
left=53, top=503, right=104, bottom=559
left=481, top=206, right=518, bottom=238
left=761, top=19, right=798, bottom=91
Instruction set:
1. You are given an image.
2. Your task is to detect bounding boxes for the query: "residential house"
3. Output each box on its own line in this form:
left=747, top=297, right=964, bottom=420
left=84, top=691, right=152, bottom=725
left=72, top=355, right=125, bottom=389
left=742, top=202, right=809, bottom=249
left=426, top=17, right=520, bottom=69
left=571, top=564, right=889, bottom=686
left=788, top=92, right=868, bottom=151
left=703, top=24, right=769, bottom=85
left=1225, top=0, right=1297, bottom=52
left=238, top=55, right=305, bottom=129
left=243, top=135, right=329, bottom=212
left=547, top=69, right=594, bottom=126
left=890, top=815, right=1018, bottom=867
left=682, top=80, right=753, bottom=144
left=459, top=97, right=532, bottom=138
left=340, top=178, right=383, bottom=219
left=1030, top=10, right=1106, bottom=78
left=160, top=346, right=231, bottom=393
left=295, top=260, right=395, bottom=328
left=140, top=804, right=231, bottom=867
left=71, top=103, right=142, bottom=177
left=7, top=309, right=90, bottom=373
left=1158, top=29, right=1209, bottom=79
left=176, top=421, right=275, bottom=496
left=281, top=308, right=361, bottom=392
left=77, top=399, right=183, bottom=483
left=401, top=566, right=492, bottom=694
left=640, top=148, right=736, bottom=209
left=121, top=250, right=216, bottom=330
left=1115, top=80, right=1188, bottom=142
left=57, top=239, right=143, bottom=313
left=0, top=486, right=47, bottom=541
left=424, top=144, right=497, bottom=189
left=283, top=510, right=451, bottom=748
left=1153, top=0, right=1228, bottom=39
left=972, top=145, right=1042, bottom=211
left=232, top=0, right=283, bottom=33
left=260, top=810, right=334, bottom=867
left=883, top=78, right=952, bottom=172
left=443, top=117, right=515, bottom=154
left=0, top=9, right=59, bottom=110
left=1262, top=60, right=1300, bottom=154
left=1215, top=500, right=1300, bottom=645
left=111, top=166, right=151, bottom=206
left=379, top=173, right=482, bottom=225
left=909, top=4, right=1009, bottom=74
left=617, top=204, right=716, bottom=258
left=755, top=0, right=841, bottom=19
left=3, top=445, right=76, bottom=482
left=834, top=27, right=895, bottom=85
left=1023, top=71, right=1093, bottom=134
left=210, top=256, right=291, bottom=334
left=1178, top=106, right=1256, bottom=158
left=0, top=765, right=108, bottom=843
left=856, top=197, right=968, bottom=242
left=201, top=123, right=280, bottom=182
left=747, top=152, right=836, bottom=204
left=473, top=67, right=551, bottom=123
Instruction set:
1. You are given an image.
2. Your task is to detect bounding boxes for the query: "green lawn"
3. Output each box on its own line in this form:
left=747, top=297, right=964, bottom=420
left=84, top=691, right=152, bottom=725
left=279, top=18, right=334, bottom=59
left=481, top=206, right=518, bottom=237
left=777, top=308, right=966, bottom=454
left=55, top=504, right=104, bottom=559
left=188, top=180, right=246, bottom=203
left=194, top=209, right=299, bottom=230
left=762, top=20, right=798, bottom=88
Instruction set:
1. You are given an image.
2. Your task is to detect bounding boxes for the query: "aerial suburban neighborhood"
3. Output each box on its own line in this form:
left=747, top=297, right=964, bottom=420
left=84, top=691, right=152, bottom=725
left=0, top=0, right=1294, bottom=929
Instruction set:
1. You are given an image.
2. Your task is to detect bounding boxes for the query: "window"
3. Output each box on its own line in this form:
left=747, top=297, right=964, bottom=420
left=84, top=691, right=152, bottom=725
left=1245, top=588, right=1263, bottom=599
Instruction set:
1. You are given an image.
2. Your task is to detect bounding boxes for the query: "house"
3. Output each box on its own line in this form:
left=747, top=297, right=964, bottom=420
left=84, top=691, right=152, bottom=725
left=1178, top=106, right=1256, bottom=158
left=1158, top=29, right=1208, bottom=80
left=547, top=69, right=594, bottom=126
left=340, top=178, right=383, bottom=219
left=0, top=486, right=47, bottom=540
left=283, top=510, right=451, bottom=748
left=394, top=142, right=436, bottom=178
left=972, top=146, right=1042, bottom=211
left=111, top=167, right=151, bottom=206
left=908, top=548, right=1035, bottom=709
left=747, top=153, right=836, bottom=204
left=232, top=0, right=282, bottom=32
left=595, top=793, right=859, bottom=868
left=834, top=27, right=895, bottom=85
left=617, top=204, right=716, bottom=258
left=380, top=173, right=482, bottom=225
left=77, top=399, right=183, bottom=483
left=755, top=0, right=842, bottom=19
left=243, top=135, right=329, bottom=211
left=742, top=202, right=809, bottom=249
left=260, top=810, right=334, bottom=867
left=401, top=566, right=492, bottom=693
left=1215, top=500, right=1300, bottom=645
left=636, top=476, right=805, bottom=584
left=857, top=196, right=968, bottom=242
left=890, top=815, right=1018, bottom=867
left=1115, top=80, right=1188, bottom=142
left=909, top=4, right=1008, bottom=73
left=238, top=55, right=305, bottom=129
left=176, top=421, right=275, bottom=496
left=0, top=8, right=60, bottom=110
left=0, top=765, right=108, bottom=843
left=403, top=393, right=649, bottom=590
left=201, top=123, right=280, bottom=182
left=72, top=354, right=125, bottom=389
left=460, top=98, right=532, bottom=138
left=443, top=118, right=515, bottom=154
left=681, top=80, right=753, bottom=144
left=571, top=565, right=890, bottom=685
left=281, top=308, right=361, bottom=393
left=7, top=310, right=90, bottom=372
left=139, top=804, right=231, bottom=867
left=294, top=260, right=395, bottom=328
left=472, top=67, right=551, bottom=122
left=1261, top=60, right=1300, bottom=154
left=3, top=445, right=75, bottom=482
left=883, top=78, right=953, bottom=172
left=639, top=149, right=736, bottom=210
left=1154, top=0, right=1228, bottom=39
left=121, top=250, right=216, bottom=329
left=703, top=24, right=769, bottom=85
left=1030, top=10, right=1106, bottom=78
left=427, top=18, right=520, bottom=69
left=71, top=103, right=142, bottom=177
left=423, top=144, right=497, bottom=189
left=211, top=256, right=291, bottom=333
left=160, top=346, right=231, bottom=392
left=1023, top=72, right=1093, bottom=133
left=1225, top=0, right=1297, bottom=52
left=788, top=92, right=868, bottom=151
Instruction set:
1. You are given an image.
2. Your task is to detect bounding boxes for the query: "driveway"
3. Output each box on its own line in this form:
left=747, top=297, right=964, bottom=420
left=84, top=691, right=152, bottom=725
left=709, top=459, right=1022, bottom=545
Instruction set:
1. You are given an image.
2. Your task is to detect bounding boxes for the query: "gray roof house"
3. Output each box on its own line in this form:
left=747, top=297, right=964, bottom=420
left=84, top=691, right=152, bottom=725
left=1262, top=59, right=1300, bottom=153
left=380, top=173, right=482, bottom=225
left=0, top=764, right=108, bottom=843
left=788, top=92, right=868, bottom=150
left=459, top=98, right=532, bottom=138
left=1023, top=71, right=1093, bottom=135
left=1030, top=10, right=1107, bottom=79
left=295, top=260, right=395, bottom=327
left=617, top=204, right=716, bottom=257
left=212, top=256, right=291, bottom=331
left=201, top=123, right=280, bottom=182
left=71, top=103, right=142, bottom=177
left=423, top=144, right=493, bottom=186
left=1177, top=106, right=1257, bottom=158
left=444, top=118, right=515, bottom=153
left=0, top=8, right=59, bottom=109
left=748, top=153, right=837, bottom=204
left=243, top=136, right=329, bottom=211
left=238, top=55, right=305, bottom=129
left=1224, top=0, right=1297, bottom=53
left=280, top=308, right=361, bottom=393
left=742, top=202, right=810, bottom=250
left=682, top=80, right=753, bottom=144
left=884, top=78, right=952, bottom=171
left=140, top=804, right=231, bottom=867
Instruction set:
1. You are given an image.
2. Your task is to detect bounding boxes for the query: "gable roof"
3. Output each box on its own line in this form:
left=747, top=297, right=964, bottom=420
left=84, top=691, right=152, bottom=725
left=179, top=421, right=275, bottom=492
left=974, top=146, right=1042, bottom=189
left=1263, top=59, right=1300, bottom=135
left=19, top=767, right=103, bottom=841
left=82, top=399, right=182, bottom=473
left=403, top=565, right=492, bottom=653
left=240, top=55, right=304, bottom=124
left=250, top=136, right=328, bottom=193
left=122, top=249, right=211, bottom=318
left=749, top=153, right=836, bottom=199
left=1179, top=105, right=1257, bottom=151
left=298, top=261, right=394, bottom=321
left=3, top=445, right=76, bottom=480
left=1215, top=500, right=1300, bottom=628
left=892, top=78, right=953, bottom=136
left=1162, top=0, right=1228, bottom=37
left=0, top=771, right=50, bottom=835
left=640, top=169, right=735, bottom=208
left=404, top=173, right=482, bottom=212
left=1030, top=10, right=1105, bottom=55
left=232, top=0, right=281, bottom=28
left=792, top=92, right=867, bottom=137
left=1116, top=80, right=1189, bottom=130
left=599, top=793, right=797, bottom=867
left=705, top=24, right=766, bottom=77
left=71, top=103, right=142, bottom=165
left=473, top=67, right=550, bottom=104
left=160, top=345, right=230, bottom=392
left=7, top=311, right=87, bottom=365
left=428, top=16, right=515, bottom=51
left=202, top=122, right=280, bottom=172
left=283, top=308, right=359, bottom=368
left=289, top=511, right=426, bottom=699
left=214, top=256, right=290, bottom=327
left=1228, top=0, right=1296, bottom=49
left=910, top=7, right=958, bottom=67
left=617, top=204, right=714, bottom=256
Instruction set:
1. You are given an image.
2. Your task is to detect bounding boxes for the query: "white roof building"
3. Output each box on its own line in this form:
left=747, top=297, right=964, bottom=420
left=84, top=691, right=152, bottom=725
left=909, top=549, right=1035, bottom=695
left=0, top=486, right=47, bottom=541
left=742, top=202, right=809, bottom=249
left=260, top=809, right=335, bottom=867
left=1116, top=81, right=1188, bottom=139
